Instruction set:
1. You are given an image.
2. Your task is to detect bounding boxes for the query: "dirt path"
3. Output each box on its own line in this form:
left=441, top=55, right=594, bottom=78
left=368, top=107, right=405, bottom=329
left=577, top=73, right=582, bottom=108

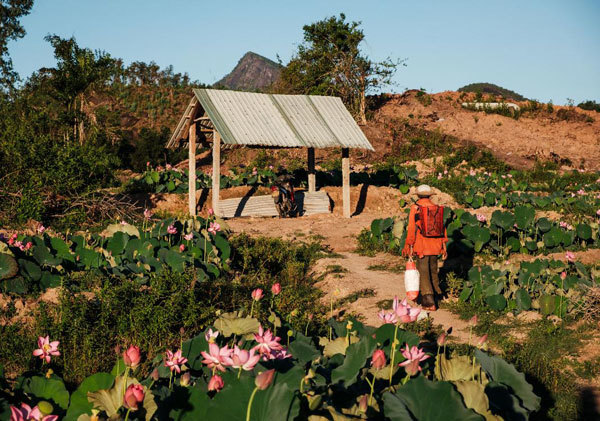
left=226, top=211, right=472, bottom=343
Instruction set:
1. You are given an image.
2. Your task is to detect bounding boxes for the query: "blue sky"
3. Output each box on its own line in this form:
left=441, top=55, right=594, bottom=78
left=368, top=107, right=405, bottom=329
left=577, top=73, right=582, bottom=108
left=8, top=0, right=600, bottom=104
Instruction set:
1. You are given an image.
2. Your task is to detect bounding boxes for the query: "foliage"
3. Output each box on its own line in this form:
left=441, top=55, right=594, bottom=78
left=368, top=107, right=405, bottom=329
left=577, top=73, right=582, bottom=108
left=0, top=312, right=539, bottom=420
left=459, top=259, right=598, bottom=316
left=458, top=83, right=526, bottom=101
left=275, top=13, right=401, bottom=123
left=577, top=100, right=600, bottom=112
left=0, top=217, right=230, bottom=295
left=0, top=0, right=34, bottom=89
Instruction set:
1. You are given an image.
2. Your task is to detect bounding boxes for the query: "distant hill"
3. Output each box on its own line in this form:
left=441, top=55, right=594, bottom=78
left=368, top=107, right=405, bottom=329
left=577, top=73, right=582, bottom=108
left=458, top=83, right=526, bottom=101
left=215, top=52, right=281, bottom=92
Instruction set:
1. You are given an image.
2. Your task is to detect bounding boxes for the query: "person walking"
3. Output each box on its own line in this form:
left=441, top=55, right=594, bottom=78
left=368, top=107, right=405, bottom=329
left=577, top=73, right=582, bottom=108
left=402, top=185, right=448, bottom=311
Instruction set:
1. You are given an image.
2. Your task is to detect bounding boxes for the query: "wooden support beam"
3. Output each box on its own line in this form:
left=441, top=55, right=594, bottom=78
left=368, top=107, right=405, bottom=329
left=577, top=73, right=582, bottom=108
left=212, top=131, right=221, bottom=216
left=188, top=123, right=197, bottom=216
left=307, top=147, right=316, bottom=193
left=342, top=148, right=350, bottom=218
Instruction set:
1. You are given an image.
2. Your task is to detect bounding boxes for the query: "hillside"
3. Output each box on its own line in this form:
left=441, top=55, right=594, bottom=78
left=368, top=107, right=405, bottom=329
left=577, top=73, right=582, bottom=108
left=214, top=51, right=281, bottom=91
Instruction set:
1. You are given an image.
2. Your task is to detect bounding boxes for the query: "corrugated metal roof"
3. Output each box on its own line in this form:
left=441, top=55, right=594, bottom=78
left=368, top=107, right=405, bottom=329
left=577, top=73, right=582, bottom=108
left=167, top=88, right=373, bottom=150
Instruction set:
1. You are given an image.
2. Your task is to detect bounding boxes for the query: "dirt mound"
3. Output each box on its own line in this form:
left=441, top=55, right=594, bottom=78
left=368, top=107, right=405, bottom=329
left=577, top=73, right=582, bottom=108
left=368, top=91, right=600, bottom=170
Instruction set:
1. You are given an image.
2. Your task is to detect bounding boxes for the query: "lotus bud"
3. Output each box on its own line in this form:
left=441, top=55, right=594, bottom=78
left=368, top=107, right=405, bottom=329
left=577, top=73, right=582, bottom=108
left=271, top=283, right=281, bottom=295
left=476, top=334, right=488, bottom=348
left=180, top=372, right=191, bottom=387
left=437, top=333, right=447, bottom=347
left=150, top=368, right=159, bottom=381
left=255, top=369, right=275, bottom=390
left=208, top=374, right=224, bottom=392
left=251, top=288, right=264, bottom=301
left=123, top=384, right=145, bottom=410
left=560, top=271, right=567, bottom=280
left=371, top=349, right=386, bottom=370
left=180, top=327, right=185, bottom=336
left=469, top=315, right=478, bottom=326
left=123, top=345, right=141, bottom=369
left=290, top=309, right=298, bottom=317
left=358, top=394, right=368, bottom=413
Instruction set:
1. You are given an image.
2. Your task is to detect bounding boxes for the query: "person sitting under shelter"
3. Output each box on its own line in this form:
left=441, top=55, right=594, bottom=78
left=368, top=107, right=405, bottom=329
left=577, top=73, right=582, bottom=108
left=402, top=184, right=448, bottom=311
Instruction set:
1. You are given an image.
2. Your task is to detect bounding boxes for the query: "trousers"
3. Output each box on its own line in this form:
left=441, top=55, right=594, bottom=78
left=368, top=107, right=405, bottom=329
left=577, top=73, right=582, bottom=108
left=416, top=255, right=442, bottom=296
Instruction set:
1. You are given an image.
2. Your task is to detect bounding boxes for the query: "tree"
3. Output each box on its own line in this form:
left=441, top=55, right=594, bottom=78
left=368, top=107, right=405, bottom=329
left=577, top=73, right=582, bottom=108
left=43, top=35, right=116, bottom=143
left=275, top=13, right=402, bottom=124
left=0, top=0, right=34, bottom=90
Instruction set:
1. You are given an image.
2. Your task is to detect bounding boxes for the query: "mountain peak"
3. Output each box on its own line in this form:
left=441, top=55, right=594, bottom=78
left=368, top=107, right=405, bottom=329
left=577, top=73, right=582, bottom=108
left=214, top=51, right=281, bottom=92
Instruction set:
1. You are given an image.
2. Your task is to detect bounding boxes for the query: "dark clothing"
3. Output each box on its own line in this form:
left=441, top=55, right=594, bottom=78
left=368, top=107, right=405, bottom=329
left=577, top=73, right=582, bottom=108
left=416, top=255, right=442, bottom=296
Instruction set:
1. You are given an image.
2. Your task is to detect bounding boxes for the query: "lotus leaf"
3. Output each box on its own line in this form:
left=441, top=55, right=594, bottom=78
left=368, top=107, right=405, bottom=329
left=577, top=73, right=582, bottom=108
left=435, top=354, right=485, bottom=382
left=320, top=336, right=359, bottom=357
left=514, top=205, right=535, bottom=229
left=485, top=295, right=507, bottom=311
left=19, top=259, right=41, bottom=281
left=576, top=223, right=592, bottom=240
left=383, top=376, right=483, bottom=421
left=515, top=289, right=531, bottom=310
left=20, top=376, right=69, bottom=410
left=453, top=381, right=502, bottom=421
left=331, top=336, right=377, bottom=386
left=64, top=373, right=114, bottom=421
left=213, top=311, right=260, bottom=338
left=104, top=223, right=140, bottom=238
left=0, top=253, right=18, bottom=280
left=475, top=350, right=540, bottom=412
left=491, top=211, right=514, bottom=231
left=536, top=218, right=552, bottom=233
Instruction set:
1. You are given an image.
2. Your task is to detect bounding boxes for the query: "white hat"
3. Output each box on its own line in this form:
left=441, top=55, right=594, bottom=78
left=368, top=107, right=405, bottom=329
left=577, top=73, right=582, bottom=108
left=416, top=184, right=434, bottom=197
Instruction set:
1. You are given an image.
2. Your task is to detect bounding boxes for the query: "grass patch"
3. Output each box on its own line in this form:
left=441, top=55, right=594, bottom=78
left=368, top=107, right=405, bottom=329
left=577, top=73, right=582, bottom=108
left=334, top=288, right=376, bottom=307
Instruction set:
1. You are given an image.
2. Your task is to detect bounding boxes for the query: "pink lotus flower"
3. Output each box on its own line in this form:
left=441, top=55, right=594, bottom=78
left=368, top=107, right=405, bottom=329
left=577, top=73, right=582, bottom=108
left=123, top=384, right=145, bottom=410
left=392, top=296, right=421, bottom=322
left=164, top=349, right=188, bottom=373
left=8, top=233, right=17, bottom=245
left=33, top=336, right=60, bottom=363
left=267, top=348, right=292, bottom=360
left=271, top=283, right=281, bottom=295
left=507, top=174, right=513, bottom=178
left=208, top=222, right=221, bottom=235
left=123, top=345, right=141, bottom=369
left=204, top=328, right=219, bottom=343
left=371, top=349, right=386, bottom=369
left=230, top=346, right=261, bottom=371
left=201, top=343, right=233, bottom=372
left=268, top=165, right=274, bottom=170
left=398, top=345, right=430, bottom=375
left=37, top=224, right=46, bottom=234
left=252, top=325, right=283, bottom=356
left=10, top=403, right=58, bottom=421
left=565, top=251, right=575, bottom=263
left=208, top=208, right=214, bottom=216
left=179, top=244, right=185, bottom=252
left=469, top=169, right=476, bottom=176
left=143, top=208, right=153, bottom=220
left=476, top=214, right=487, bottom=223
left=377, top=309, right=397, bottom=324
left=208, top=374, right=224, bottom=392
left=596, top=209, right=600, bottom=216
left=252, top=167, right=258, bottom=175
left=437, top=173, right=442, bottom=180
left=560, top=271, right=567, bottom=280
left=184, top=233, right=194, bottom=241
left=251, top=288, right=264, bottom=301
left=146, top=161, right=150, bottom=167
left=167, top=224, right=177, bottom=234
left=166, top=164, right=172, bottom=170
left=577, top=189, right=585, bottom=196
left=255, top=369, right=276, bottom=390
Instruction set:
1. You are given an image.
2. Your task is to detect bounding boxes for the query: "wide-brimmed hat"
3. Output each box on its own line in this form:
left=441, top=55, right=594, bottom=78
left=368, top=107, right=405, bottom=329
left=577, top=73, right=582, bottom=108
left=416, top=184, right=435, bottom=197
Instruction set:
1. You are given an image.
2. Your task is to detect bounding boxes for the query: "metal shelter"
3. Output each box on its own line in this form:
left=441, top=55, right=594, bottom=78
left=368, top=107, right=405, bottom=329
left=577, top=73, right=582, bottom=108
left=167, top=88, right=374, bottom=218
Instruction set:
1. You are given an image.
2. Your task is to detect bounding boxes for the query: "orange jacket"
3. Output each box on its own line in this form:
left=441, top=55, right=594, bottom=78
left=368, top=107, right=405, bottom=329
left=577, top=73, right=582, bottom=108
left=403, top=198, right=448, bottom=257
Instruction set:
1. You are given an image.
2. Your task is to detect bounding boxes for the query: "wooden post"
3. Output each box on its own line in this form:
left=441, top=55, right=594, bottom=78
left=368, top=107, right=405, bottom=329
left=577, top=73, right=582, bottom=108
left=307, top=147, right=316, bottom=193
left=342, top=148, right=350, bottom=218
left=188, top=123, right=196, bottom=216
left=212, top=131, right=221, bottom=216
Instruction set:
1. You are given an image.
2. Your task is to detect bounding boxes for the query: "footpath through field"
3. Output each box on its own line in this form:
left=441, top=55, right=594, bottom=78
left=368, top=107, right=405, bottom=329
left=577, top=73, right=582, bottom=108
left=226, top=212, right=472, bottom=343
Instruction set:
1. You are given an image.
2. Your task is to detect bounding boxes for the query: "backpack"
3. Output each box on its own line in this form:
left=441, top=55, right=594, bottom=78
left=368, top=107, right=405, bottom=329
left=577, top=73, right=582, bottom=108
left=416, top=205, right=445, bottom=238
